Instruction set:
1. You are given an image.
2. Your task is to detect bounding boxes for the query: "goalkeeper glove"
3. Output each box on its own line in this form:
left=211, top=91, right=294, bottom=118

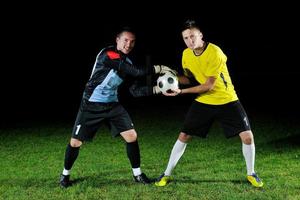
left=153, top=65, right=178, bottom=76
left=153, top=85, right=162, bottom=94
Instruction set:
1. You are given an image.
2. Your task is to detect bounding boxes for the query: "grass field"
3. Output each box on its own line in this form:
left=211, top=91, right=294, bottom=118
left=1, top=108, right=300, bottom=200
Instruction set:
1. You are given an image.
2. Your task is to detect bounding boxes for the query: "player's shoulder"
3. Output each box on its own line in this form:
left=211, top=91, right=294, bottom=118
left=99, top=46, right=121, bottom=60
left=182, top=48, right=193, bottom=57
left=207, top=43, right=223, bottom=53
left=206, top=43, right=226, bottom=60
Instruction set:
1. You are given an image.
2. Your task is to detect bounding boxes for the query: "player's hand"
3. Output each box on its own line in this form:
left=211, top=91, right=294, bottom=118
left=153, top=65, right=178, bottom=76
left=162, top=88, right=182, bottom=96
left=153, top=85, right=162, bottom=94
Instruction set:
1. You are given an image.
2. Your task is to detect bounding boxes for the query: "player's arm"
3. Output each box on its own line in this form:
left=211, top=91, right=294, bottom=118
left=181, top=76, right=216, bottom=94
left=178, top=75, right=191, bottom=85
left=164, top=76, right=216, bottom=96
left=129, top=84, right=153, bottom=97
left=129, top=79, right=161, bottom=97
left=104, top=50, right=152, bottom=77
left=119, top=62, right=177, bottom=77
left=116, top=60, right=152, bottom=77
left=178, top=68, right=199, bottom=86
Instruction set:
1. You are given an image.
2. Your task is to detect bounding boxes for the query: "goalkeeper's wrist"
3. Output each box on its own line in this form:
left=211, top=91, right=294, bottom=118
left=179, top=89, right=182, bottom=94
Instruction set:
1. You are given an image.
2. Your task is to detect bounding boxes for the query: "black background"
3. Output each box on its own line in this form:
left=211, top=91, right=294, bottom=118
left=1, top=2, right=299, bottom=126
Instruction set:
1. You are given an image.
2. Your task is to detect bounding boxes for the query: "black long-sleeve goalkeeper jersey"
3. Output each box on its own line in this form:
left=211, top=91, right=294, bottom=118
left=82, top=46, right=153, bottom=103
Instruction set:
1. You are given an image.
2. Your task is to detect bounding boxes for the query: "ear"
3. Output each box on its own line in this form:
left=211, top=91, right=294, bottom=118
left=199, top=33, right=203, bottom=39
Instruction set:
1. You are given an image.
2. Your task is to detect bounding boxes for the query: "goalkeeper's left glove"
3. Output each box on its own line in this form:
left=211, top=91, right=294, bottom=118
left=153, top=65, right=178, bottom=76
left=153, top=85, right=162, bottom=94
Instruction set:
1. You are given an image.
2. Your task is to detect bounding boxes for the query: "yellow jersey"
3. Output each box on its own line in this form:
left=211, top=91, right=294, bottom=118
left=182, top=43, right=238, bottom=105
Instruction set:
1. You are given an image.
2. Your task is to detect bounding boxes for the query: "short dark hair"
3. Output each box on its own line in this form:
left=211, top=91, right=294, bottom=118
left=181, top=19, right=201, bottom=32
left=116, top=26, right=136, bottom=37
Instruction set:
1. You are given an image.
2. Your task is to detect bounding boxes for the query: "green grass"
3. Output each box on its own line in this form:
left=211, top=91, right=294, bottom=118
left=0, top=111, right=300, bottom=200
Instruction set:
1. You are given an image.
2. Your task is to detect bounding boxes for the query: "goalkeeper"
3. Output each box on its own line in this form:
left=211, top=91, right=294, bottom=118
left=155, top=19, right=263, bottom=188
left=59, top=26, right=174, bottom=188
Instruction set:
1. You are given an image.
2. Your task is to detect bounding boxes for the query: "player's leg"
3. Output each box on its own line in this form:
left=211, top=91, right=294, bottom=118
left=60, top=105, right=103, bottom=188
left=165, top=132, right=191, bottom=176
left=220, top=101, right=263, bottom=187
left=155, top=132, right=191, bottom=186
left=239, top=130, right=263, bottom=187
left=109, top=104, right=151, bottom=184
left=155, top=101, right=213, bottom=187
left=240, top=131, right=255, bottom=175
left=121, top=129, right=151, bottom=184
left=60, top=138, right=82, bottom=188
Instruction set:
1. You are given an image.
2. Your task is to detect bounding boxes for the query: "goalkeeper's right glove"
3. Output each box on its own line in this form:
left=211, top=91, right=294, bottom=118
left=153, top=65, right=178, bottom=76
left=153, top=85, right=162, bottom=95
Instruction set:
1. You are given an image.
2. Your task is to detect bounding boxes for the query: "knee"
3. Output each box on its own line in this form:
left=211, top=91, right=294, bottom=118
left=243, top=137, right=253, bottom=145
left=239, top=131, right=253, bottom=145
left=70, top=138, right=82, bottom=147
left=128, top=131, right=137, bottom=141
left=178, top=132, right=191, bottom=143
left=121, top=129, right=137, bottom=143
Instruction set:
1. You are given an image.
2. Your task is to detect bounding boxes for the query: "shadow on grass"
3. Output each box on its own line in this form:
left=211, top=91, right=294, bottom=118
left=0, top=174, right=157, bottom=189
left=70, top=175, right=141, bottom=187
left=163, top=178, right=269, bottom=191
left=4, top=176, right=300, bottom=191
left=174, top=178, right=247, bottom=185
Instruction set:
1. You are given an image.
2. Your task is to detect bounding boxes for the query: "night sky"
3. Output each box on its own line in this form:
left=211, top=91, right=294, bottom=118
left=2, top=2, right=299, bottom=126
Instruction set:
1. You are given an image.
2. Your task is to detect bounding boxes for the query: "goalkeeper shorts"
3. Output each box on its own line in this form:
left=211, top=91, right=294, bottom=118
left=71, top=101, right=134, bottom=141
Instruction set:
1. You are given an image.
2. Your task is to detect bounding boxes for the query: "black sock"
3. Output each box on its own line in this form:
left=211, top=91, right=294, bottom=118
left=64, top=143, right=80, bottom=170
left=126, top=140, right=141, bottom=168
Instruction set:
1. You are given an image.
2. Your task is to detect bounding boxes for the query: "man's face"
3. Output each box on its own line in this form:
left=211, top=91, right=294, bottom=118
left=182, top=28, right=203, bottom=50
left=116, top=31, right=136, bottom=54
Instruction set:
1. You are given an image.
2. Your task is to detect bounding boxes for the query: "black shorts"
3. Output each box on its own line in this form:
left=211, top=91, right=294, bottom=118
left=182, top=100, right=251, bottom=138
left=71, top=100, right=134, bottom=141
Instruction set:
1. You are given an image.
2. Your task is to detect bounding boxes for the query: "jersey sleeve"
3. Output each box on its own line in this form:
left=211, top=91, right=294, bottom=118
left=119, top=61, right=152, bottom=77
left=105, top=50, right=152, bottom=77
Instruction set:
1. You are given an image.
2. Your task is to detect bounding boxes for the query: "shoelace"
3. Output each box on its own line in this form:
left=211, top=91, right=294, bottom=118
left=156, top=173, right=165, bottom=181
left=252, top=173, right=261, bottom=182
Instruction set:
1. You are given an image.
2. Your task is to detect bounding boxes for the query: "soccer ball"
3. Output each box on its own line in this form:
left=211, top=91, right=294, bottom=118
left=157, top=71, right=179, bottom=93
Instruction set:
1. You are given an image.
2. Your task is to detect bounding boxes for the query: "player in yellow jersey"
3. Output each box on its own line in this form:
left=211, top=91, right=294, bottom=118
left=155, top=19, right=263, bottom=188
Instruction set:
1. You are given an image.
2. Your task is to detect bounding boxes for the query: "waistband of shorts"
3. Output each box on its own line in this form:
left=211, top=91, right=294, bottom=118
left=83, top=99, right=119, bottom=106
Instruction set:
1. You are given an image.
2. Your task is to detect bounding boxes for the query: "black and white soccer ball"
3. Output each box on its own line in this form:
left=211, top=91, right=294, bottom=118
left=157, top=71, right=179, bottom=93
